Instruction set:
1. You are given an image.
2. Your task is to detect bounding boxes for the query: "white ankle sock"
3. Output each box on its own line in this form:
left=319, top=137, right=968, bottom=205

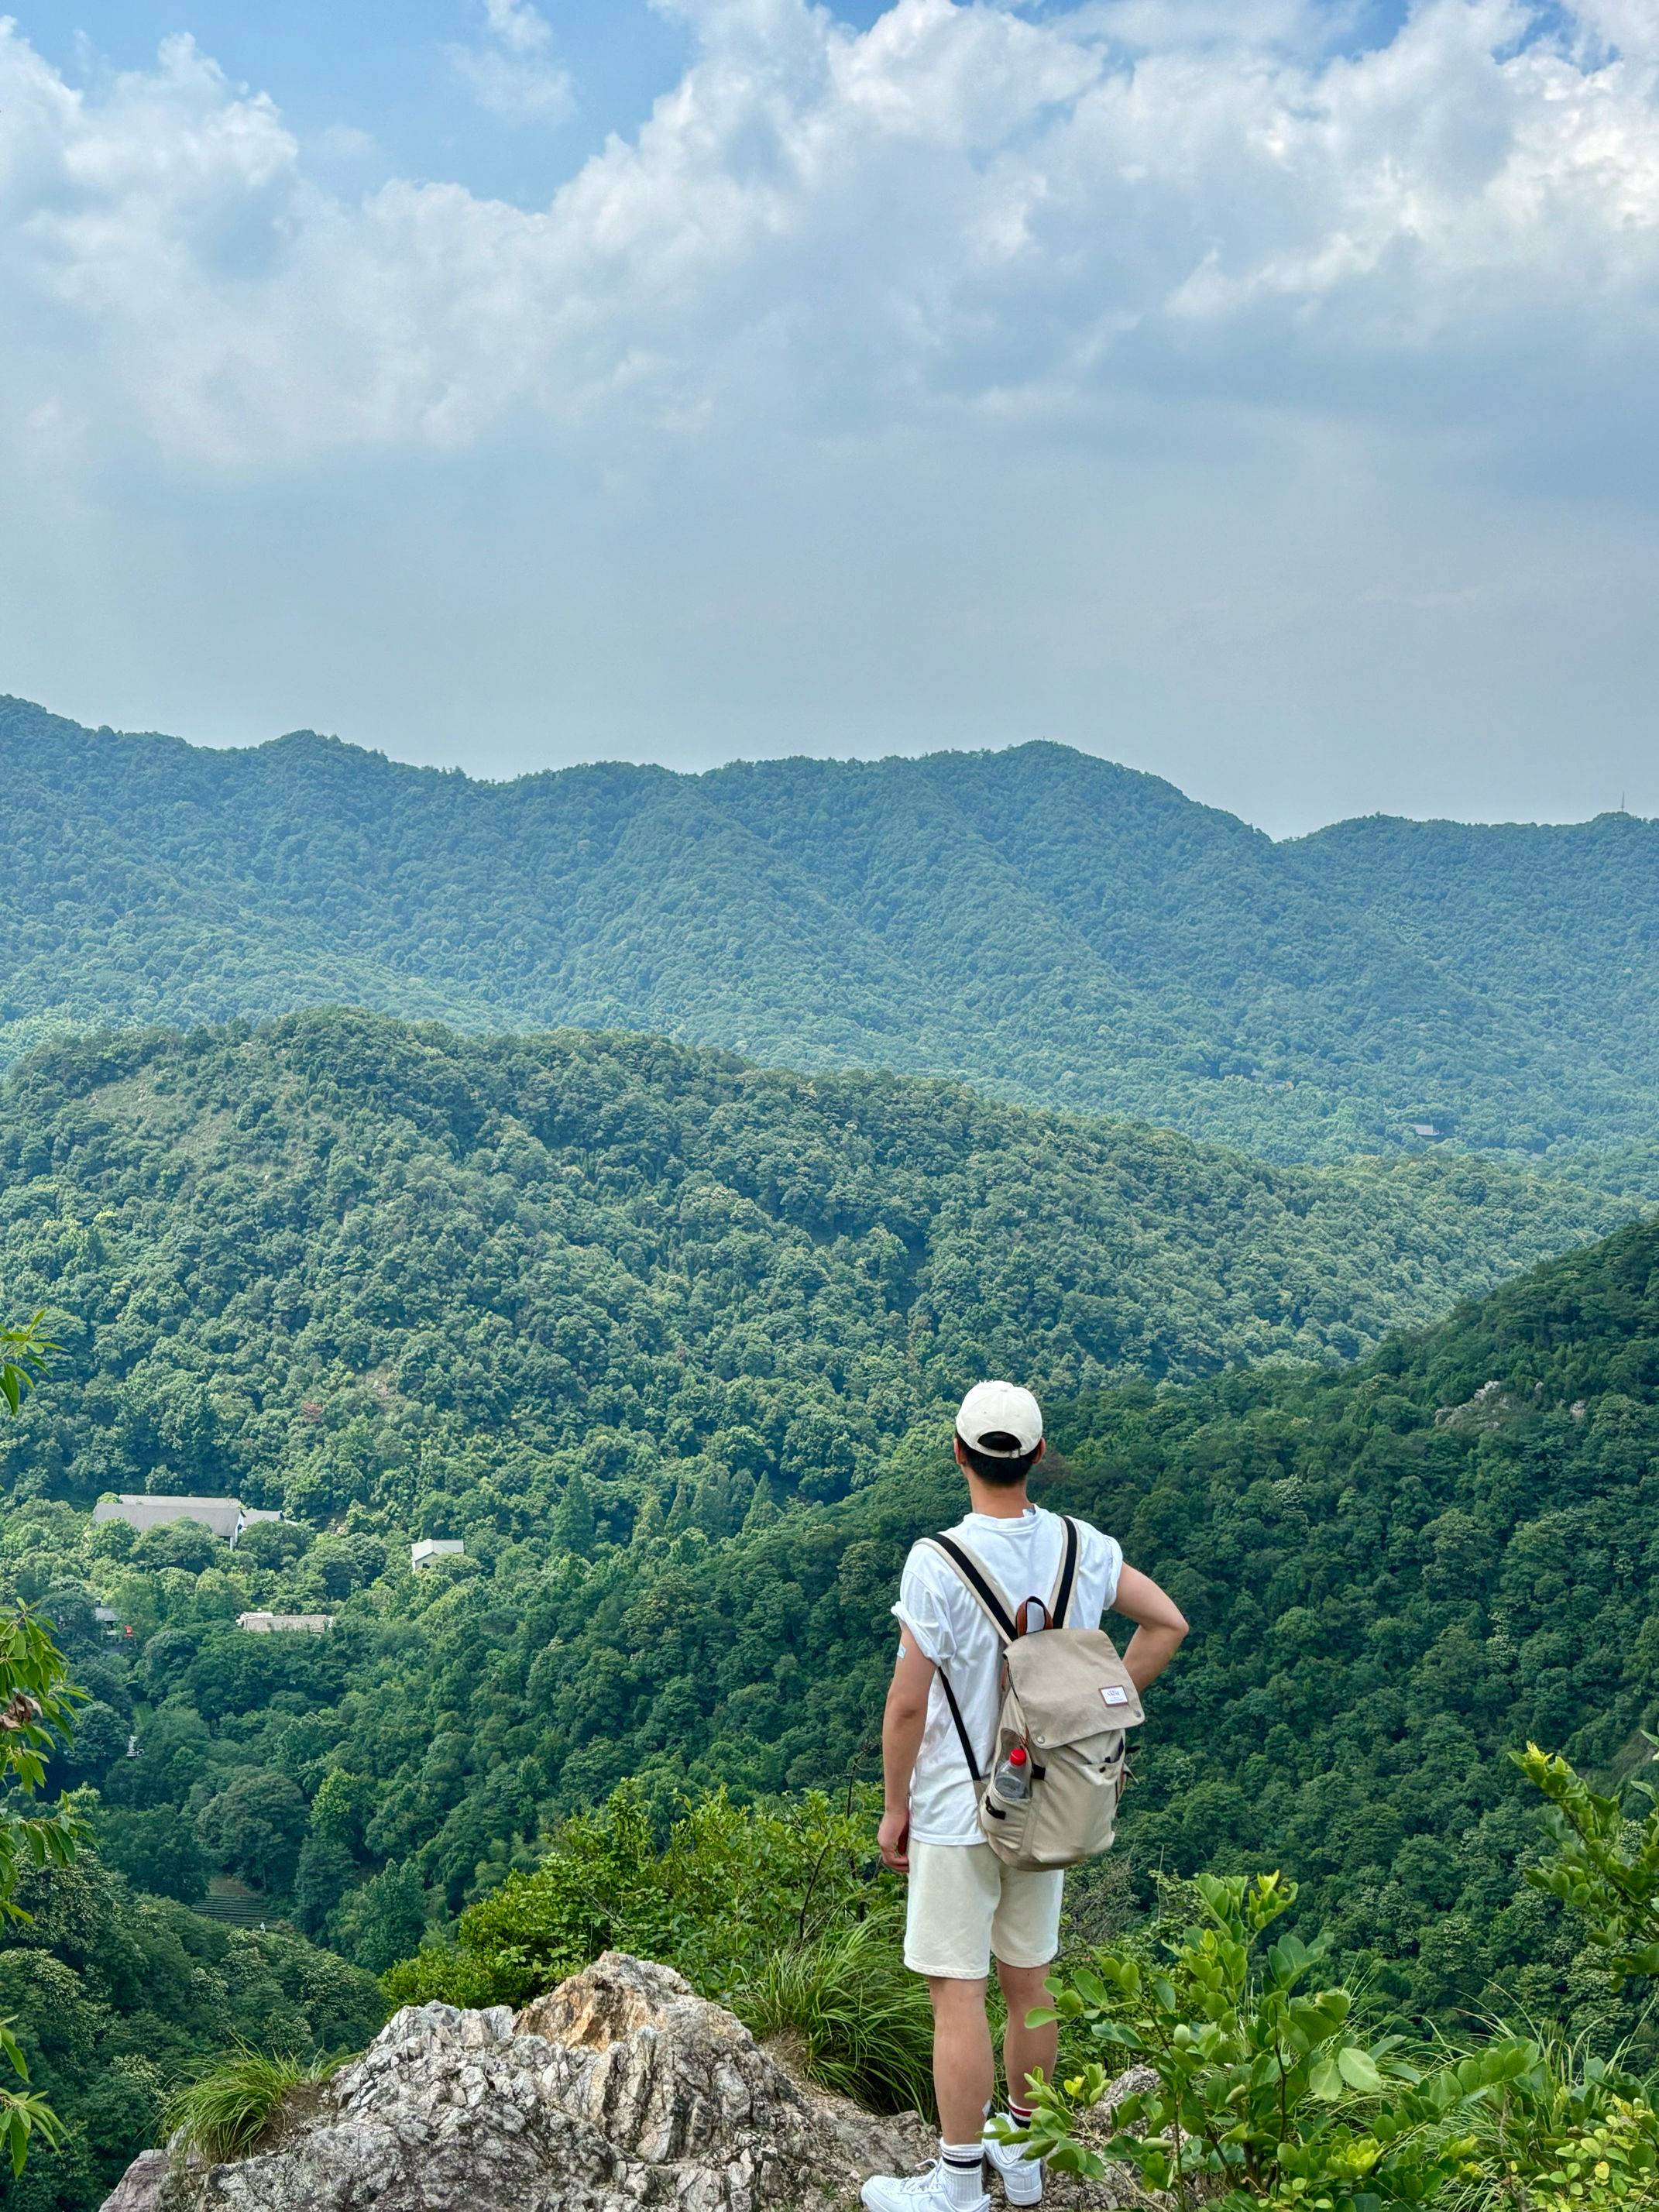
left=939, top=2139, right=984, bottom=2206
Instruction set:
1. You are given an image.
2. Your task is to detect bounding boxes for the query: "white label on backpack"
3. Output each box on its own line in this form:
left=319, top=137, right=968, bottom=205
left=1101, top=1685, right=1129, bottom=1707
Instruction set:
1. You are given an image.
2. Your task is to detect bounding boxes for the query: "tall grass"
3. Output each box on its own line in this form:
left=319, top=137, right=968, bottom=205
left=160, top=2045, right=341, bottom=2167
left=742, top=1918, right=935, bottom=2117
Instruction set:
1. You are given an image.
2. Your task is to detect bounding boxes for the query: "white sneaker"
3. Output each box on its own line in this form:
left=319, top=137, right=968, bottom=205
left=860, top=2159, right=990, bottom=2212
left=984, top=2131, right=1043, bottom=2206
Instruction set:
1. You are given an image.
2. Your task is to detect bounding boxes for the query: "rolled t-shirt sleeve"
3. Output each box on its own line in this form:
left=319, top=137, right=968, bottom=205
left=892, top=1544, right=957, bottom=1666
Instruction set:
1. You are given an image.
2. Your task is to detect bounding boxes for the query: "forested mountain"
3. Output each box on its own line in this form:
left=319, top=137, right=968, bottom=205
left=448, top=1206, right=1659, bottom=2025
left=0, top=1012, right=1637, bottom=1937
left=1, top=1017, right=1654, bottom=2200
left=4, top=1101, right=1657, bottom=2190
left=0, top=1011, right=1627, bottom=1529
left=0, top=1853, right=384, bottom=2212
left=396, top=1210, right=1659, bottom=2017
left=4, top=696, right=1657, bottom=1180
left=4, top=698, right=1657, bottom=2203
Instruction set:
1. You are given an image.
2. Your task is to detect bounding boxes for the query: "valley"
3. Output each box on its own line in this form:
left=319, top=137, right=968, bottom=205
left=0, top=788, right=1654, bottom=2207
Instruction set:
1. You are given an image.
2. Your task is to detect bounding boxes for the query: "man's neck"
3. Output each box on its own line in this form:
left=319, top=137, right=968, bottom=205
left=964, top=1475, right=1032, bottom=1520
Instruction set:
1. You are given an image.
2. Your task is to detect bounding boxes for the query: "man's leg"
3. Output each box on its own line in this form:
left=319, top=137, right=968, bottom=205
left=988, top=1866, right=1065, bottom=2105
left=860, top=1844, right=995, bottom=2209
left=928, top=1974, right=996, bottom=2144
left=995, top=1959, right=1058, bottom=2106
left=904, top=1841, right=1001, bottom=2138
left=980, top=1868, right=1065, bottom=2205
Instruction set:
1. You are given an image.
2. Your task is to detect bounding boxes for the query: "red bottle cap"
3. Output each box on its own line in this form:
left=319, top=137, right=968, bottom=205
left=1008, top=1745, right=1028, bottom=1766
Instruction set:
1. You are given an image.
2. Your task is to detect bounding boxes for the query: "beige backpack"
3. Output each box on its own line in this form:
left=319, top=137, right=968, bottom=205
left=923, top=1516, right=1144, bottom=1872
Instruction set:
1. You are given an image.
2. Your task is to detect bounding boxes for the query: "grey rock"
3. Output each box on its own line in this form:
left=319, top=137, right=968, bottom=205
left=99, top=1951, right=1156, bottom=2212
left=100, top=1953, right=925, bottom=2212
left=1434, top=1379, right=1514, bottom=1431
left=98, top=2150, right=170, bottom=2211
left=1093, top=2064, right=1160, bottom=2120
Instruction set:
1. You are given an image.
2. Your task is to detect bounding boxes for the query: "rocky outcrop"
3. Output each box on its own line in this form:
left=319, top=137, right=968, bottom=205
left=1433, top=1376, right=1557, bottom=1431
left=99, top=2152, right=170, bottom=2210
left=101, top=1951, right=1153, bottom=2211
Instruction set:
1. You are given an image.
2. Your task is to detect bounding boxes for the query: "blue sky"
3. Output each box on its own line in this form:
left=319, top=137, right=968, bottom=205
left=33, top=2, right=699, bottom=207
left=36, top=2, right=1413, bottom=194
left=1, top=0, right=1654, bottom=833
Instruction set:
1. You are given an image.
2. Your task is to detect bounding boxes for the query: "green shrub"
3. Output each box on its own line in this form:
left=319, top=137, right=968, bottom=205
left=1512, top=2097, right=1659, bottom=2208
left=741, top=1918, right=933, bottom=2116
left=0, top=2018, right=64, bottom=2179
left=160, top=2046, right=342, bottom=2168
left=1443, top=2022, right=1659, bottom=2210
left=376, top=1942, right=505, bottom=2011
left=1012, top=1871, right=1535, bottom=2211
left=1517, top=1740, right=1659, bottom=1986
left=383, top=1781, right=900, bottom=2011
left=0, top=1598, right=83, bottom=2179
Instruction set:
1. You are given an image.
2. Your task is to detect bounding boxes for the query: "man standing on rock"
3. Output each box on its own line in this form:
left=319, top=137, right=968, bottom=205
left=862, top=1382, right=1188, bottom=2212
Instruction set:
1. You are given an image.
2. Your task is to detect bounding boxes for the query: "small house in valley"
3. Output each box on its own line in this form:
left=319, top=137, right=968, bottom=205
left=411, top=1538, right=465, bottom=1570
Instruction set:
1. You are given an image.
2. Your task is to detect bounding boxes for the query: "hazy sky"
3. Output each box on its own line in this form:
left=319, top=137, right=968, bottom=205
left=3, top=0, right=1656, bottom=835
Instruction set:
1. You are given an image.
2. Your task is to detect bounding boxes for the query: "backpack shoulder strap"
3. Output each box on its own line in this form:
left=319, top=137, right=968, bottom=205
left=915, top=1533, right=1018, bottom=1784
left=1046, top=1515, right=1080, bottom=1628
left=919, top=1534, right=1017, bottom=1644
left=934, top=1667, right=985, bottom=1783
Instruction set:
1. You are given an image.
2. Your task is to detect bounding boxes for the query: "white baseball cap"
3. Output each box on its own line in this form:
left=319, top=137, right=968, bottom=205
left=955, top=1379, right=1043, bottom=1458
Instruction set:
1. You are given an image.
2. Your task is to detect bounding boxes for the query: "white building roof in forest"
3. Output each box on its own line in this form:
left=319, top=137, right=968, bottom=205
left=92, top=1495, right=281, bottom=1546
left=237, top=1611, right=333, bottom=1633
left=411, top=1538, right=465, bottom=1568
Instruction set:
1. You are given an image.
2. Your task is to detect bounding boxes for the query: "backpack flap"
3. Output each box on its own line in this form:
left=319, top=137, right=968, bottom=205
left=1004, top=1626, right=1146, bottom=1750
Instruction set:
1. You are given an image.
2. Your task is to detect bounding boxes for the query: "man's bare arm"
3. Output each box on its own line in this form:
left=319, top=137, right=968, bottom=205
left=877, top=1630, right=936, bottom=1872
left=1111, top=1564, right=1190, bottom=1694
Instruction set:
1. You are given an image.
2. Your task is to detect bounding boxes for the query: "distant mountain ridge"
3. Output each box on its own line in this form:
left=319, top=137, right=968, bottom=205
left=4, top=693, right=1655, bottom=1179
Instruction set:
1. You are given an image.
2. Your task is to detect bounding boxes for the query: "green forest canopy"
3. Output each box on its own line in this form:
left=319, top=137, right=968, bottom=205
left=0, top=1011, right=1629, bottom=1530
left=5, top=695, right=1659, bottom=1182
left=0, top=1017, right=1650, bottom=2023
left=2, top=1016, right=1657, bottom=2200
left=0, top=1850, right=385, bottom=2212
left=342, top=1208, right=1659, bottom=2035
left=27, top=1198, right=1642, bottom=2034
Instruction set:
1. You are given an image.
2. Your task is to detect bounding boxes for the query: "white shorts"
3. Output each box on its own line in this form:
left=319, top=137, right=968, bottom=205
left=903, top=1841, right=1065, bottom=1980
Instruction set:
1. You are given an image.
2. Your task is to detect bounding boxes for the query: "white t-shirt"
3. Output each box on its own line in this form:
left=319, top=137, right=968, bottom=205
left=893, top=1506, right=1124, bottom=1847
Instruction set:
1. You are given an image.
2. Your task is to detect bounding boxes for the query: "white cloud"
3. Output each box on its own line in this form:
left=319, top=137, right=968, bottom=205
left=447, top=0, right=574, bottom=123
left=0, top=0, right=1652, bottom=469
left=483, top=0, right=557, bottom=54
left=1, top=2, right=1657, bottom=827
